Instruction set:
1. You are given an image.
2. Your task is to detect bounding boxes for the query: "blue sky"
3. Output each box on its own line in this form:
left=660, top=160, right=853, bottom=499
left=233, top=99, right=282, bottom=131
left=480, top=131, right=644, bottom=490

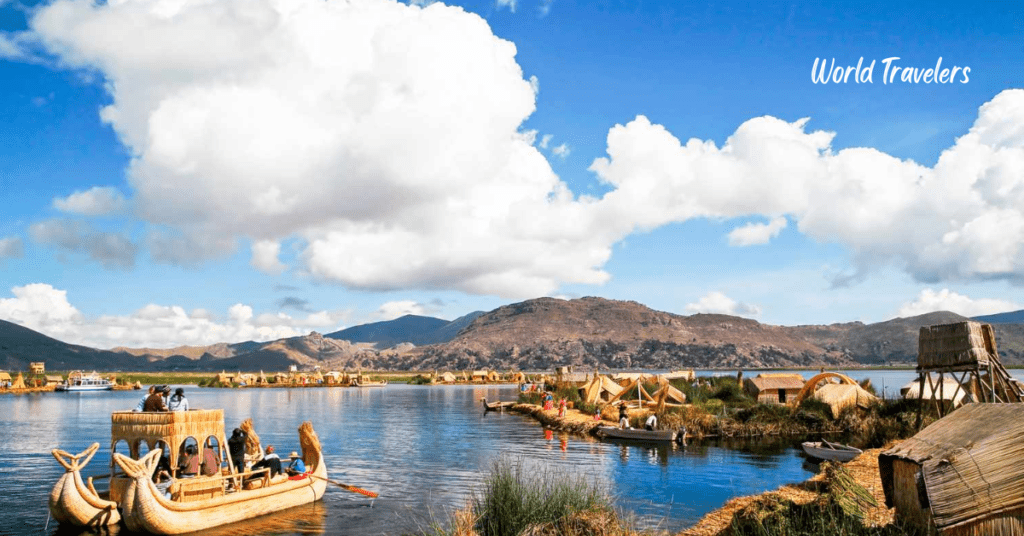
left=1, top=0, right=1023, bottom=348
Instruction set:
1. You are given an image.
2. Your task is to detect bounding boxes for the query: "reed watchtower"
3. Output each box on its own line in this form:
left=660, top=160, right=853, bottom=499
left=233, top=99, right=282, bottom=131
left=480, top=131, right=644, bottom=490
left=914, top=321, right=1024, bottom=428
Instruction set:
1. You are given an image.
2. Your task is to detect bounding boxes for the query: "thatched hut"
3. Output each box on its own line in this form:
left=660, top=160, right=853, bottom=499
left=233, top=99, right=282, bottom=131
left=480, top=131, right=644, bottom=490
left=11, top=373, right=26, bottom=389
left=485, top=370, right=501, bottom=382
left=439, top=371, right=458, bottom=384
left=880, top=403, right=1024, bottom=535
left=743, top=373, right=805, bottom=404
left=901, top=375, right=967, bottom=408
left=273, top=372, right=291, bottom=384
left=508, top=371, right=527, bottom=383
left=0, top=371, right=11, bottom=388
left=215, top=371, right=236, bottom=384
left=323, top=371, right=342, bottom=385
left=811, top=383, right=878, bottom=417
left=45, top=375, right=65, bottom=387
left=471, top=370, right=488, bottom=383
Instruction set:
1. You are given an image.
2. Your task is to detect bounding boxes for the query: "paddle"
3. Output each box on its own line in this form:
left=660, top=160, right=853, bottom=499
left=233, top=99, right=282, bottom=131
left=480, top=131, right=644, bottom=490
left=310, top=474, right=379, bottom=498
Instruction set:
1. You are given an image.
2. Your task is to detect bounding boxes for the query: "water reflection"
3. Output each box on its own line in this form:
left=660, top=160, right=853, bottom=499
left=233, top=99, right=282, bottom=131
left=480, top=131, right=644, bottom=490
left=0, top=385, right=814, bottom=536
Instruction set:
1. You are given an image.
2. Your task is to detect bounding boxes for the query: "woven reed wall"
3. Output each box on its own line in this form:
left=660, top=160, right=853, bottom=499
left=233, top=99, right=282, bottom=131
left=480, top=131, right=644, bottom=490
left=892, top=459, right=934, bottom=532
left=941, top=512, right=1024, bottom=536
left=919, top=322, right=989, bottom=369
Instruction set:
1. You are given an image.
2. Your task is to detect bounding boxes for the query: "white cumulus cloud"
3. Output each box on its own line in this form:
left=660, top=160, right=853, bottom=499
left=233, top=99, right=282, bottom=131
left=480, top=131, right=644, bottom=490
left=685, top=291, right=761, bottom=317
left=53, top=186, right=127, bottom=216
left=251, top=239, right=286, bottom=275
left=374, top=300, right=428, bottom=321
left=897, top=289, right=1021, bottom=318
left=0, top=283, right=347, bottom=348
left=23, top=0, right=1024, bottom=297
left=590, top=89, right=1024, bottom=285
left=728, top=216, right=787, bottom=246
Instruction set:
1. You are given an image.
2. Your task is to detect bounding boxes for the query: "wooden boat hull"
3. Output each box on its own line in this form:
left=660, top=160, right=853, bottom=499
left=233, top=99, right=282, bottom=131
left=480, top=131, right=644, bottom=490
left=801, top=441, right=862, bottom=462
left=596, top=426, right=677, bottom=442
left=481, top=398, right=515, bottom=411
left=49, top=443, right=121, bottom=528
left=116, top=422, right=327, bottom=534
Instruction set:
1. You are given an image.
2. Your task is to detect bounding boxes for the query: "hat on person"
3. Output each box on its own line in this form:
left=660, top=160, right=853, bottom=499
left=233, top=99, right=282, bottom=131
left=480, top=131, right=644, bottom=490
left=162, top=385, right=171, bottom=394
left=289, top=451, right=299, bottom=458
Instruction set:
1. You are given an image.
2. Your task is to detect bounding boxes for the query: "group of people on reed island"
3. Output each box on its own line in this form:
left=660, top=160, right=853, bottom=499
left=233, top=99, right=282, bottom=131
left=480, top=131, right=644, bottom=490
left=133, top=384, right=190, bottom=412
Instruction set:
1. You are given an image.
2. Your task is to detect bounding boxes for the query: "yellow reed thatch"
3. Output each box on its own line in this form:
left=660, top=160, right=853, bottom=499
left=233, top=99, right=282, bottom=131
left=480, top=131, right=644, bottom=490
left=11, top=373, right=26, bottom=389
left=0, top=372, right=11, bottom=382
left=111, top=409, right=227, bottom=470
left=581, top=374, right=625, bottom=405
left=900, top=375, right=967, bottom=407
left=880, top=404, right=1024, bottom=534
left=811, top=383, right=877, bottom=418
left=918, top=321, right=992, bottom=369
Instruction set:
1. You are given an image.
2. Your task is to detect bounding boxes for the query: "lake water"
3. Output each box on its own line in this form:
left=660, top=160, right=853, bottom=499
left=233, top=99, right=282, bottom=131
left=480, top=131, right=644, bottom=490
left=0, top=383, right=821, bottom=536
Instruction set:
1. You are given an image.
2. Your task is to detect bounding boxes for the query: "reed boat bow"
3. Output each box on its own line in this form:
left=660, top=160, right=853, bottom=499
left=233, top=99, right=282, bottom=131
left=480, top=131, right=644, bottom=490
left=49, top=442, right=121, bottom=528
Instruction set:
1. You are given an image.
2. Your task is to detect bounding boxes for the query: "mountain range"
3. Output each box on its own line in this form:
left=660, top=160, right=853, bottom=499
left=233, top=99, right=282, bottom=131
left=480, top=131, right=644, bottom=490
left=2, top=297, right=1024, bottom=372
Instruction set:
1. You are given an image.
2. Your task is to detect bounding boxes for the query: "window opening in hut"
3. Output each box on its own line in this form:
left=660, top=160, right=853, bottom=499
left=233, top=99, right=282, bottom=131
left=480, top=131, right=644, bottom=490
left=779, top=390, right=787, bottom=403
left=154, top=440, right=171, bottom=477
left=178, top=436, right=199, bottom=476
left=111, top=439, right=130, bottom=470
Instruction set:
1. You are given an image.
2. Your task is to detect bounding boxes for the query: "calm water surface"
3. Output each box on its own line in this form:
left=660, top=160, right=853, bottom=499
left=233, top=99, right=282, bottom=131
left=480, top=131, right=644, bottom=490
left=1, top=384, right=816, bottom=536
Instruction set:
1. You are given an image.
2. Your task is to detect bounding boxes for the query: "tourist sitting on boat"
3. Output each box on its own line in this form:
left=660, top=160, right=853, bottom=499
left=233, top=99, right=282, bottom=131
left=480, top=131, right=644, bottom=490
left=144, top=386, right=170, bottom=412
left=251, top=445, right=281, bottom=477
left=178, top=445, right=200, bottom=478
left=168, top=387, right=189, bottom=411
left=134, top=385, right=156, bottom=411
left=200, top=440, right=221, bottom=476
left=228, top=428, right=247, bottom=474
left=618, top=404, right=629, bottom=429
left=645, top=414, right=658, bottom=431
left=285, top=451, right=306, bottom=477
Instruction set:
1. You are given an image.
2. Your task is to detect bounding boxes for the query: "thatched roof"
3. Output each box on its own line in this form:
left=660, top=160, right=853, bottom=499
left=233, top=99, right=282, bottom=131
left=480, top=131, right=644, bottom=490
left=0, top=372, right=11, bottom=381
left=45, top=375, right=64, bottom=383
left=811, top=383, right=877, bottom=417
left=746, top=373, right=805, bottom=392
left=880, top=404, right=1024, bottom=531
left=440, top=371, right=458, bottom=382
left=612, top=372, right=656, bottom=382
left=900, top=376, right=967, bottom=405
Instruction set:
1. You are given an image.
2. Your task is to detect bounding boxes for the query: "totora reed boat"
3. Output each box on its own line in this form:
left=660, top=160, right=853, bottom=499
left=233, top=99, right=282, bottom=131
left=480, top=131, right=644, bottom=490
left=49, top=409, right=328, bottom=534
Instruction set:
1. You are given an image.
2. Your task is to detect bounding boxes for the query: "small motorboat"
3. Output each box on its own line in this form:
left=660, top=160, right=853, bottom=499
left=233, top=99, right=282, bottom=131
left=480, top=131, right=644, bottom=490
left=596, top=426, right=679, bottom=443
left=802, top=440, right=862, bottom=462
left=56, top=371, right=114, bottom=392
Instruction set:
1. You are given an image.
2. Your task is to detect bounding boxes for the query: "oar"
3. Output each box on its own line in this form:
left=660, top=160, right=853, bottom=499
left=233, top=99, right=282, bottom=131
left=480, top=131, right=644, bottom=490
left=310, top=474, right=378, bottom=498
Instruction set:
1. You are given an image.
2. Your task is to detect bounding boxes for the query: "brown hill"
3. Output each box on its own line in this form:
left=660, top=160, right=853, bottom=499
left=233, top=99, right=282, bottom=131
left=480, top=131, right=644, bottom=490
left=410, top=297, right=852, bottom=371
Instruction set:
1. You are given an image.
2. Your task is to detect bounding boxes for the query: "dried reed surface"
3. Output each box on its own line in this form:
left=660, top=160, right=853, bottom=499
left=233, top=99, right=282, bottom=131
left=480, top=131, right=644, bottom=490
left=879, top=403, right=1024, bottom=531
left=812, top=383, right=878, bottom=418
left=918, top=321, right=989, bottom=369
left=745, top=374, right=806, bottom=392
left=111, top=409, right=226, bottom=467
left=510, top=404, right=609, bottom=436
left=675, top=447, right=896, bottom=536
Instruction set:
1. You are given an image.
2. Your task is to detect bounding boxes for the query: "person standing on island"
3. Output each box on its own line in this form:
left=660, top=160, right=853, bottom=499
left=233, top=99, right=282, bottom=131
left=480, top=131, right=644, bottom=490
left=558, top=398, right=567, bottom=418
left=645, top=413, right=658, bottom=431
left=168, top=387, right=189, bottom=411
left=143, top=386, right=169, bottom=412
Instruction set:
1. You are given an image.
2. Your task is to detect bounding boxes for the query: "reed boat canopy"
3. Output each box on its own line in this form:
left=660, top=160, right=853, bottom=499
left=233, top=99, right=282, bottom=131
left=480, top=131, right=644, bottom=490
left=111, top=410, right=228, bottom=471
